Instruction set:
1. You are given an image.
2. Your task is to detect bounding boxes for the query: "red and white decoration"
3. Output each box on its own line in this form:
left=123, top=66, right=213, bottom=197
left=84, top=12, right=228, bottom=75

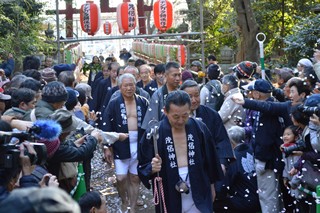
left=153, top=0, right=173, bottom=33
left=103, top=21, right=112, bottom=35
left=116, top=0, right=138, bottom=35
left=80, top=0, right=101, bottom=36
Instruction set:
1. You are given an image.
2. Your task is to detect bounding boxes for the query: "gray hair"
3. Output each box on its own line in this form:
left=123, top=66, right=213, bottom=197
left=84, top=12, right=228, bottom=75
left=180, top=80, right=199, bottom=91
left=118, top=73, right=136, bottom=86
left=227, top=126, right=245, bottom=144
left=139, top=64, right=151, bottom=73
left=124, top=66, right=139, bottom=75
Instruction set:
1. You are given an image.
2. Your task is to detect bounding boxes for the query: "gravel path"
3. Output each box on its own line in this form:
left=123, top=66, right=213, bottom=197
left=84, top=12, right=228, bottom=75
left=90, top=147, right=155, bottom=213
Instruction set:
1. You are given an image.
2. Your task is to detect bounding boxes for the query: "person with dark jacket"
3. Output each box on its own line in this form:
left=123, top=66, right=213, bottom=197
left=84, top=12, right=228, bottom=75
left=144, top=63, right=165, bottom=97
left=180, top=80, right=234, bottom=202
left=0, top=121, right=40, bottom=202
left=141, top=62, right=181, bottom=130
left=119, top=48, right=132, bottom=64
left=138, top=90, right=223, bottom=213
left=91, top=62, right=119, bottom=112
left=180, top=80, right=234, bottom=168
left=47, top=109, right=101, bottom=193
left=214, top=126, right=260, bottom=213
left=0, top=53, right=14, bottom=78
left=232, top=79, right=288, bottom=213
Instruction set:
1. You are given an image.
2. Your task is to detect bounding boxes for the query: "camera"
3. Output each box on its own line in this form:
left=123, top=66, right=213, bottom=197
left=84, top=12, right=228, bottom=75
left=0, top=126, right=47, bottom=170
left=297, top=104, right=320, bottom=117
left=175, top=179, right=190, bottom=194
left=283, top=138, right=306, bottom=157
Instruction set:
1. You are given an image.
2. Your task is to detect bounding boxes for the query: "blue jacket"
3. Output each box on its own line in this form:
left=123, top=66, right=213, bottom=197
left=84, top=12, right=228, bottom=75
left=0, top=175, right=39, bottom=203
left=243, top=98, right=292, bottom=171
left=0, top=58, right=14, bottom=77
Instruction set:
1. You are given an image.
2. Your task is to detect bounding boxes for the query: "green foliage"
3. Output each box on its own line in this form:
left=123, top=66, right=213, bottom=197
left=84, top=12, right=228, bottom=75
left=283, top=14, right=320, bottom=66
left=204, top=0, right=237, bottom=57
left=0, top=0, right=54, bottom=71
left=82, top=63, right=102, bottom=76
left=251, top=0, right=318, bottom=64
left=183, top=0, right=319, bottom=66
left=181, top=0, right=236, bottom=58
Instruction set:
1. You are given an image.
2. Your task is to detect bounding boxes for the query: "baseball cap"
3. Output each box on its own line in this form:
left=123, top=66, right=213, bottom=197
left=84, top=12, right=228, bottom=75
left=252, top=79, right=273, bottom=93
left=75, top=83, right=92, bottom=99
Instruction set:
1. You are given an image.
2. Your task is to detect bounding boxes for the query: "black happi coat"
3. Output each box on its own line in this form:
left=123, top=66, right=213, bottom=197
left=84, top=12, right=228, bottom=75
left=138, top=117, right=223, bottom=213
left=91, top=77, right=112, bottom=112
left=195, top=105, right=235, bottom=163
left=144, top=80, right=158, bottom=97
left=102, top=94, right=149, bottom=159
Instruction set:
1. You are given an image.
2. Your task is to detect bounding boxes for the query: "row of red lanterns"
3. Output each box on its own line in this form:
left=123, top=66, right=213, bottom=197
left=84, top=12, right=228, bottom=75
left=80, top=0, right=173, bottom=36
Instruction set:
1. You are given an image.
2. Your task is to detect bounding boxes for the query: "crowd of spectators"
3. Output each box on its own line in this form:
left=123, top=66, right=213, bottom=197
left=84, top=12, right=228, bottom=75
left=0, top=43, right=319, bottom=213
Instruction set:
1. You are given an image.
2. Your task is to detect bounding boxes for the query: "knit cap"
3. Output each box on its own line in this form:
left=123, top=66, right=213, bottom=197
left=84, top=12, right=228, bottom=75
left=41, top=81, right=68, bottom=103
left=233, top=61, right=257, bottom=79
left=38, top=138, right=60, bottom=158
left=181, top=70, right=193, bottom=82
left=41, top=68, right=57, bottom=83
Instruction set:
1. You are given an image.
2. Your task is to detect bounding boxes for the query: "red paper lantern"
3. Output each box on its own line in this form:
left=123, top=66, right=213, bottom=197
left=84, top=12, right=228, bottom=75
left=103, top=21, right=112, bottom=35
left=177, top=45, right=186, bottom=67
left=80, top=0, right=101, bottom=36
left=117, top=0, right=138, bottom=35
left=153, top=0, right=173, bottom=33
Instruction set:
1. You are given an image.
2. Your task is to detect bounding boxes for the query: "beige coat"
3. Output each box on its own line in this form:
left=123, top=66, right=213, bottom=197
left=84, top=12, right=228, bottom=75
left=218, top=87, right=245, bottom=131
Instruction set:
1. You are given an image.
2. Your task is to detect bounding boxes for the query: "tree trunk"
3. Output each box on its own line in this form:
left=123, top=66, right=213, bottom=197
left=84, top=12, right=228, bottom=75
left=234, top=0, right=259, bottom=62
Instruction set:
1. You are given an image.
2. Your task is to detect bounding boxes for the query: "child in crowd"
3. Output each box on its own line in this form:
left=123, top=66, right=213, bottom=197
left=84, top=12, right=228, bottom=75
left=280, top=125, right=305, bottom=208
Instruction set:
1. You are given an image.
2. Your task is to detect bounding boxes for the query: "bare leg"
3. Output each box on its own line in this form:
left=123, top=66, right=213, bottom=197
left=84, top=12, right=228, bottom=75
left=128, top=173, right=140, bottom=213
left=116, top=174, right=129, bottom=212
